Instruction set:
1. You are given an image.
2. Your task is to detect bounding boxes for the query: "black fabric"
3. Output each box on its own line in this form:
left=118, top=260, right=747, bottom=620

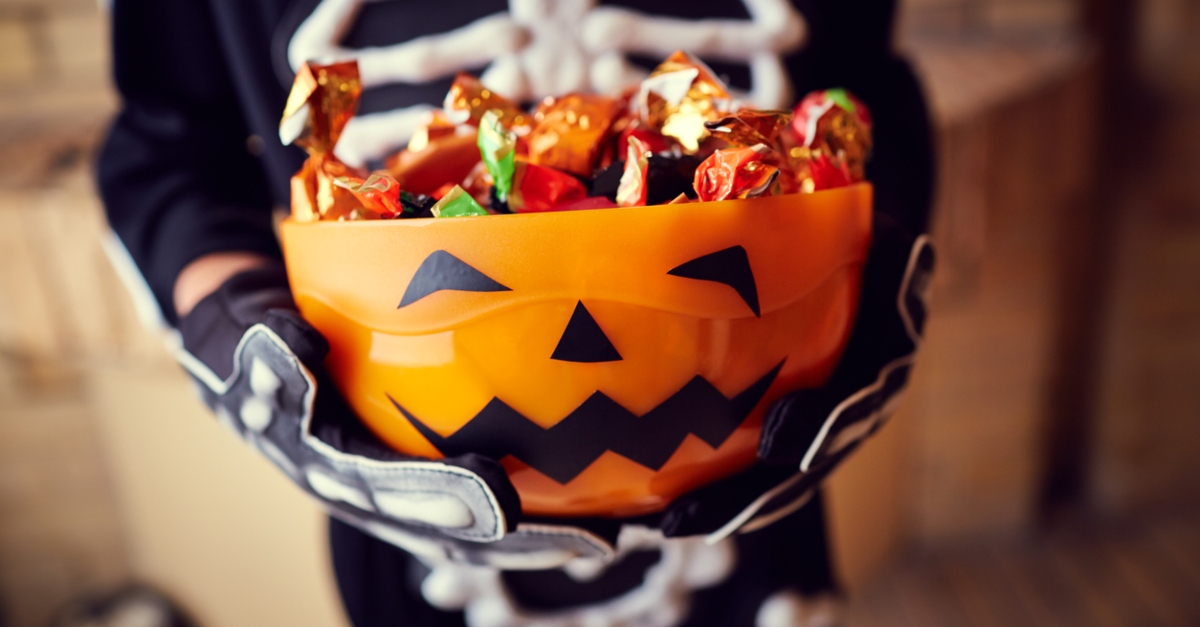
left=330, top=517, right=468, bottom=627
left=501, top=550, right=663, bottom=610
left=330, top=493, right=835, bottom=627
left=759, top=213, right=926, bottom=467
left=101, top=0, right=931, bottom=622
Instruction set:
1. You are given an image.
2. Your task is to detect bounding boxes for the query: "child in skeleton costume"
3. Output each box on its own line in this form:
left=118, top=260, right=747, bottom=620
left=99, top=0, right=934, bottom=625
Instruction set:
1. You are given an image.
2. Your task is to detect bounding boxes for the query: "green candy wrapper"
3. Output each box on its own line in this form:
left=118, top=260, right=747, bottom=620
left=478, top=110, right=516, bottom=203
left=431, top=185, right=489, bottom=217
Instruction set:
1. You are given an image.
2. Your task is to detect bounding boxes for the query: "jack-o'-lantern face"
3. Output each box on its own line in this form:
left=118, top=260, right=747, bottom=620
left=279, top=184, right=872, bottom=517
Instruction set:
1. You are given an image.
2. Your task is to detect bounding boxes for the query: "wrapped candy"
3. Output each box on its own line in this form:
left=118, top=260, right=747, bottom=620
left=693, top=145, right=780, bottom=202
left=616, top=136, right=651, bottom=207
left=407, top=110, right=459, bottom=152
left=527, top=94, right=621, bottom=177
left=333, top=173, right=403, bottom=217
left=479, top=110, right=518, bottom=203
left=790, top=88, right=872, bottom=182
left=508, top=161, right=588, bottom=213
left=431, top=185, right=489, bottom=217
left=385, top=133, right=481, bottom=196
left=400, top=191, right=437, bottom=218
left=281, top=61, right=366, bottom=221
left=444, top=73, right=531, bottom=131
left=636, top=51, right=733, bottom=153
left=793, top=150, right=853, bottom=192
left=706, top=110, right=793, bottom=149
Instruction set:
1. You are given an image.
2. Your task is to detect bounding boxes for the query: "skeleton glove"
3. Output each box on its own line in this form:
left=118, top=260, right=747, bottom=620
left=175, top=263, right=533, bottom=557
left=661, top=214, right=935, bottom=538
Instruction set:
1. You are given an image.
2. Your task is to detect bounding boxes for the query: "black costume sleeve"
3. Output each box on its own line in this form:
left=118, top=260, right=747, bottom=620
left=789, top=0, right=935, bottom=235
left=97, top=0, right=281, bottom=325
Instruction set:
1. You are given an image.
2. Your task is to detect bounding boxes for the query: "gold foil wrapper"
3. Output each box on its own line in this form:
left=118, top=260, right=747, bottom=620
left=280, top=61, right=362, bottom=155
left=616, top=136, right=651, bottom=207
left=637, top=51, right=733, bottom=153
left=527, top=93, right=621, bottom=177
left=444, top=73, right=531, bottom=131
left=706, top=110, right=793, bottom=149
left=281, top=61, right=366, bottom=221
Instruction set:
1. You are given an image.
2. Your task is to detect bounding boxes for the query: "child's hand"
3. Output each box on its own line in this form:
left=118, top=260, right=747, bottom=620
left=659, top=216, right=935, bottom=539
left=174, top=262, right=615, bottom=567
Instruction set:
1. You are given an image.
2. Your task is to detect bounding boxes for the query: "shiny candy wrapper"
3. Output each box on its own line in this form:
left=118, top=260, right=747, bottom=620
left=290, top=155, right=363, bottom=222
left=280, top=61, right=361, bottom=154
left=445, top=73, right=531, bottom=131
left=706, top=110, right=793, bottom=149
left=791, top=149, right=853, bottom=192
left=693, top=144, right=780, bottom=202
left=431, top=185, right=489, bottom=218
left=281, top=61, right=366, bottom=221
left=528, top=93, right=621, bottom=177
left=400, top=191, right=437, bottom=218
left=637, top=51, right=733, bottom=153
left=333, top=174, right=403, bottom=217
left=385, top=132, right=482, bottom=196
left=478, top=110, right=517, bottom=203
left=407, top=110, right=459, bottom=153
left=791, top=88, right=872, bottom=182
left=508, top=161, right=588, bottom=213
left=616, top=136, right=651, bottom=207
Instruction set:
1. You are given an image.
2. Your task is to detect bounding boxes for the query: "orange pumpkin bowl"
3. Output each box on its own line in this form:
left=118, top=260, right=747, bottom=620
left=279, top=183, right=873, bottom=518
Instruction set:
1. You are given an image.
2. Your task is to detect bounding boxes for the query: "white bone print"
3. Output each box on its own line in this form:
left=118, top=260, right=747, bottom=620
left=287, top=0, right=807, bottom=167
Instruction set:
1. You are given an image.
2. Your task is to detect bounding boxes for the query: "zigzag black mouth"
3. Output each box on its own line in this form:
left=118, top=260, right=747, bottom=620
left=388, top=362, right=783, bottom=484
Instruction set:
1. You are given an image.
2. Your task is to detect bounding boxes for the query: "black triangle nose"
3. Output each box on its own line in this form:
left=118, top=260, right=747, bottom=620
left=551, top=302, right=622, bottom=363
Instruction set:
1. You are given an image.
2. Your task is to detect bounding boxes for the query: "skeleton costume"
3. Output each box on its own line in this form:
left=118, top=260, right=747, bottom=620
left=98, top=1, right=934, bottom=625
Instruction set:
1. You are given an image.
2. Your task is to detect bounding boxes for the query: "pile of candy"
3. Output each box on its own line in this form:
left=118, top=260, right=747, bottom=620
left=282, top=52, right=872, bottom=221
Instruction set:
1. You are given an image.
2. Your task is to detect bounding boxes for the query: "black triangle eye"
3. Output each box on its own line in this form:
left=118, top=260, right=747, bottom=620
left=668, top=246, right=760, bottom=317
left=398, top=251, right=511, bottom=308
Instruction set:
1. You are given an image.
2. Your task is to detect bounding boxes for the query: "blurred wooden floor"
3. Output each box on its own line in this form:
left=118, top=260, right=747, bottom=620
left=847, top=510, right=1200, bottom=626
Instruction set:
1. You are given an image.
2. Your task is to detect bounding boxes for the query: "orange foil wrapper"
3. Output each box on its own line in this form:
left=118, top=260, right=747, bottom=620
left=693, top=144, right=780, bottom=202
left=616, top=136, right=651, bottom=207
left=444, top=73, right=531, bottom=131
left=280, top=61, right=361, bottom=155
left=385, top=133, right=481, bottom=196
left=281, top=61, right=366, bottom=221
left=290, top=155, right=364, bottom=222
left=334, top=173, right=403, bottom=217
left=407, top=110, right=459, bottom=153
left=508, top=161, right=588, bottom=213
left=637, top=51, right=733, bottom=153
left=527, top=93, right=621, bottom=177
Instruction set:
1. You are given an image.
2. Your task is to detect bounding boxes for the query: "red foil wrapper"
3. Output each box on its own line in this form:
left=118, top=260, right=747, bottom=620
left=528, top=93, right=621, bottom=177
left=693, top=144, right=780, bottom=202
left=790, top=88, right=872, bottom=182
left=444, top=73, right=531, bottom=131
left=616, top=136, right=651, bottom=207
left=508, top=161, right=589, bottom=212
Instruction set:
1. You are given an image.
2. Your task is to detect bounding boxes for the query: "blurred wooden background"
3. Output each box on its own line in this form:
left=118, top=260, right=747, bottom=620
left=1, top=0, right=1199, bottom=625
